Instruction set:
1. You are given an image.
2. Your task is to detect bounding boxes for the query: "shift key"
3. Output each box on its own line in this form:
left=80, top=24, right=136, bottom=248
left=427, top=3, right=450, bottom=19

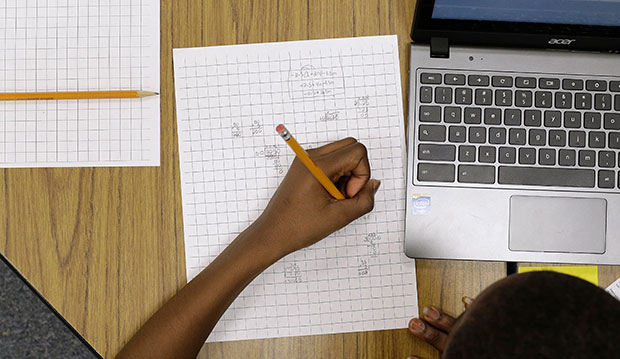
left=418, top=163, right=455, bottom=183
left=458, top=165, right=495, bottom=184
left=418, top=144, right=456, bottom=161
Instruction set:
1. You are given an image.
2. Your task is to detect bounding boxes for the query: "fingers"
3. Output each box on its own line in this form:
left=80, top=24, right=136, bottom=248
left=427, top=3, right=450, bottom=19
left=332, top=179, right=380, bottom=223
left=422, top=306, right=456, bottom=332
left=462, top=296, right=474, bottom=309
left=316, top=141, right=371, bottom=198
left=306, top=137, right=358, bottom=157
left=409, top=318, right=449, bottom=352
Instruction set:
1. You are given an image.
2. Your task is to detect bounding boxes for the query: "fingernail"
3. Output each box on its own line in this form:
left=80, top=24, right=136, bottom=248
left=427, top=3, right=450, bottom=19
left=462, top=296, right=474, bottom=306
left=409, top=318, right=425, bottom=333
left=422, top=306, right=440, bottom=321
left=373, top=180, right=382, bottom=193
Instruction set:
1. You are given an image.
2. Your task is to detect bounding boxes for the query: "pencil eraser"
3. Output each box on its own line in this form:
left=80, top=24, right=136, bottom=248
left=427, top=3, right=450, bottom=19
left=276, top=124, right=286, bottom=133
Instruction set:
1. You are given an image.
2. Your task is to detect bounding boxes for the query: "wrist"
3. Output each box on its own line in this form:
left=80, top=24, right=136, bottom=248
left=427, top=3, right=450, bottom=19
left=232, top=218, right=288, bottom=269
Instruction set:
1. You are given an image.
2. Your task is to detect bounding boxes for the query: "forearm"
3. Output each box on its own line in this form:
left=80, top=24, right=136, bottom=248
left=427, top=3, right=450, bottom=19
left=116, top=223, right=281, bottom=359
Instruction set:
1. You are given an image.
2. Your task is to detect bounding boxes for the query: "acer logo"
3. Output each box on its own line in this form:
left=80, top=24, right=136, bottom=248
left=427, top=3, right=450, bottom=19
left=548, top=38, right=576, bottom=45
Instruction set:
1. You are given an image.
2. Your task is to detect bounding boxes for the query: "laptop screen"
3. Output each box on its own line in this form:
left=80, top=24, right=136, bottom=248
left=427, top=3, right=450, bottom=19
left=432, top=0, right=620, bottom=27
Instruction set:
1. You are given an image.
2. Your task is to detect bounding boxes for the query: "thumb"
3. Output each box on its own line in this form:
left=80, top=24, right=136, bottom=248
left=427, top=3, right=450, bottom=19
left=332, top=179, right=381, bottom=223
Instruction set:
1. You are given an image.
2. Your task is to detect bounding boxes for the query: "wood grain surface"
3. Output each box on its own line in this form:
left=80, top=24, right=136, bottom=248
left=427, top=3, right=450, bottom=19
left=1, top=1, right=618, bottom=358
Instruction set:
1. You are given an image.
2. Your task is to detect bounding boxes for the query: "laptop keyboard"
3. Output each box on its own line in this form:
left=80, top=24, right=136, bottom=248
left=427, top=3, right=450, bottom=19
left=414, top=70, right=620, bottom=191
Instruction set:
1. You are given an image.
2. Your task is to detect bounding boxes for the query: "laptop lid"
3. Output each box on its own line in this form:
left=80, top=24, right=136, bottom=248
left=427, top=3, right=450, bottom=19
left=411, top=0, right=620, bottom=52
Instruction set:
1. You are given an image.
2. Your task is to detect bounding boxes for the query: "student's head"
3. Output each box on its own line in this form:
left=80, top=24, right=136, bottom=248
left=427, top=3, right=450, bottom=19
left=443, top=271, right=620, bottom=359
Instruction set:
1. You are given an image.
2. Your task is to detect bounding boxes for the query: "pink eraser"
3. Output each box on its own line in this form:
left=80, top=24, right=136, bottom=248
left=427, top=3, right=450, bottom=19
left=276, top=124, right=286, bottom=133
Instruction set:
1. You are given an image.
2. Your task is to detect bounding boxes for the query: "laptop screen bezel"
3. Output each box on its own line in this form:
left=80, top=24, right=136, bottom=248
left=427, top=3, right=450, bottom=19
left=411, top=0, right=620, bottom=52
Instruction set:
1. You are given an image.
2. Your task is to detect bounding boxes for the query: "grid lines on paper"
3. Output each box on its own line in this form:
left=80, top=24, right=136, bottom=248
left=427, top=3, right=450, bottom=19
left=175, top=37, right=416, bottom=342
left=0, top=0, right=159, bottom=167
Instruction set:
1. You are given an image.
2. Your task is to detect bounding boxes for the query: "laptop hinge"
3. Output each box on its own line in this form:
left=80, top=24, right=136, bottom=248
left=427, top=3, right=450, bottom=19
left=430, top=37, right=450, bottom=58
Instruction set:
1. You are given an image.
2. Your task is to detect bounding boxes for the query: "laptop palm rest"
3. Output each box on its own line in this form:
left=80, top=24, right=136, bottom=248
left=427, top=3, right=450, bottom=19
left=509, top=196, right=607, bottom=254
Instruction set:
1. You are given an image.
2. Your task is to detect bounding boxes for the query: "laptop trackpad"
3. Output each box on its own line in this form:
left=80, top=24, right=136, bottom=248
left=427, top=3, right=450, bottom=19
left=509, top=196, right=607, bottom=254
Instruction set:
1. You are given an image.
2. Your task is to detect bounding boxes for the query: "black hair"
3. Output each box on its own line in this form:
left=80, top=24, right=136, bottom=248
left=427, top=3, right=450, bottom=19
left=444, top=271, right=620, bottom=359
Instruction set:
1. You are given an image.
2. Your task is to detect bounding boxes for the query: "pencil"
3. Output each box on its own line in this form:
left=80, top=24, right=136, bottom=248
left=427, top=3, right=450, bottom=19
left=0, top=90, right=158, bottom=101
left=276, top=124, right=346, bottom=200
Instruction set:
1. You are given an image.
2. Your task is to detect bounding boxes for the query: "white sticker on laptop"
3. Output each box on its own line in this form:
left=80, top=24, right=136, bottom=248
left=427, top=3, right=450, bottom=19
left=412, top=195, right=431, bottom=215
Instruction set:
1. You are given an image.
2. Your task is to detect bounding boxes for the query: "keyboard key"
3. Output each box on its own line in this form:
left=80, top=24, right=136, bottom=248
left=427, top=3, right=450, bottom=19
left=529, top=129, right=546, bottom=146
left=418, top=163, right=455, bottom=182
left=524, top=110, right=542, bottom=127
left=562, top=79, right=584, bottom=90
left=449, top=126, right=466, bottom=143
left=444, top=106, right=462, bottom=123
left=555, top=92, right=572, bottom=109
left=598, top=151, right=615, bottom=168
left=484, top=108, right=501, bottom=125
left=616, top=95, right=620, bottom=111
left=588, top=132, right=606, bottom=148
left=419, top=125, right=446, bottom=142
left=419, top=86, right=433, bottom=103
left=575, top=93, right=592, bottom=109
left=499, top=147, right=517, bottom=164
left=599, top=170, right=615, bottom=189
left=535, top=91, right=553, bottom=108
left=504, top=109, right=522, bottom=126
left=499, top=167, right=595, bottom=188
left=475, top=89, right=493, bottom=105
left=435, top=87, right=453, bottom=104
left=458, top=165, right=495, bottom=184
left=564, top=112, right=581, bottom=128
left=418, top=144, right=456, bottom=162
left=595, top=94, right=612, bottom=110
left=515, top=90, right=533, bottom=107
left=478, top=146, right=496, bottom=163
left=559, top=149, right=576, bottom=166
left=539, top=78, right=560, bottom=89
left=604, top=113, right=620, bottom=130
left=455, top=88, right=473, bottom=105
left=489, top=127, right=507, bottom=144
left=584, top=112, right=602, bottom=129
left=539, top=149, right=556, bottom=166
left=579, top=150, right=596, bottom=167
left=519, top=148, right=536, bottom=165
left=549, top=130, right=567, bottom=147
left=459, top=145, right=476, bottom=162
left=516, top=77, right=536, bottom=88
left=419, top=106, right=441, bottom=123
left=495, top=89, right=512, bottom=106
left=609, top=133, right=620, bottom=149
left=544, top=111, right=562, bottom=127
left=492, top=76, right=513, bottom=87
left=444, top=74, right=466, bottom=85
left=469, top=127, right=486, bottom=143
left=464, top=107, right=482, bottom=124
left=420, top=73, right=442, bottom=84
left=509, top=128, right=527, bottom=145
left=468, top=74, right=490, bottom=86
left=611, top=81, right=620, bottom=92
left=569, top=131, right=586, bottom=148
left=586, top=80, right=607, bottom=91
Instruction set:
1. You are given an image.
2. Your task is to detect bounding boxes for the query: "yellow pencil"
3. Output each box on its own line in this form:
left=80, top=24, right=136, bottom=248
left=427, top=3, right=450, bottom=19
left=0, top=90, right=158, bottom=101
left=276, top=124, right=345, bottom=200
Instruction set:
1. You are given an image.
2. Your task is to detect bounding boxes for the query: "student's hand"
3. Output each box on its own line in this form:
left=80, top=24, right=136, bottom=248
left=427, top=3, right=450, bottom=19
left=406, top=297, right=474, bottom=357
left=252, top=137, right=380, bottom=261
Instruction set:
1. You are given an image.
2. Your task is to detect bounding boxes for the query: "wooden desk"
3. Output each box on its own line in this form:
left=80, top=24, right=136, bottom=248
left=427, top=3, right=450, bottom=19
left=1, top=1, right=618, bottom=358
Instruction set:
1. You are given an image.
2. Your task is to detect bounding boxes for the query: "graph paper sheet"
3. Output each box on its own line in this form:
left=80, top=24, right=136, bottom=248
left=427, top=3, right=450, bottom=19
left=174, top=35, right=417, bottom=342
left=0, top=0, right=160, bottom=167
left=607, top=277, right=620, bottom=301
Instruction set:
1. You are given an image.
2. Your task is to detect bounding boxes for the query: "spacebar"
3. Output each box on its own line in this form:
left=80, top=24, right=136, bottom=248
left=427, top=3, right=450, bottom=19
left=498, top=166, right=595, bottom=188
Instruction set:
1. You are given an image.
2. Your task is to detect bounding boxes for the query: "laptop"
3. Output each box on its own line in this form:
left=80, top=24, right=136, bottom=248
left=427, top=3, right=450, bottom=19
left=405, top=0, right=620, bottom=264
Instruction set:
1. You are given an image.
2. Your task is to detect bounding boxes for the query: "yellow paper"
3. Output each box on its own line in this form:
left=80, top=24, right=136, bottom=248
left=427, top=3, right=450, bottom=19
left=518, top=266, right=598, bottom=286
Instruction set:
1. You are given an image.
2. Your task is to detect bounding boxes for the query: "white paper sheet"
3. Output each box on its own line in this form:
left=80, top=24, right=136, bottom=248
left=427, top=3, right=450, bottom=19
left=174, top=35, right=417, bottom=342
left=0, top=0, right=160, bottom=167
left=607, top=277, right=620, bottom=300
